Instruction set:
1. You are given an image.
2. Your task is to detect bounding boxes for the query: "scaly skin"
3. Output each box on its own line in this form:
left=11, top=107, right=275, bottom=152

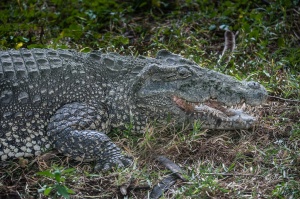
left=0, top=49, right=267, bottom=170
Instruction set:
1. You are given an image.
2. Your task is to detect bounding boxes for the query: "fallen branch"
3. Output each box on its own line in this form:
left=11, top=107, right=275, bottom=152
left=217, top=30, right=237, bottom=67
left=268, top=95, right=300, bottom=103
left=147, top=156, right=187, bottom=199
left=156, top=156, right=187, bottom=181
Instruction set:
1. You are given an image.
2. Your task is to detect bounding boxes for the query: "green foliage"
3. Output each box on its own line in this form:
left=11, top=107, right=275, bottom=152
left=174, top=165, right=230, bottom=197
left=272, top=180, right=300, bottom=198
left=37, top=166, right=76, bottom=198
left=290, top=123, right=300, bottom=140
left=0, top=0, right=129, bottom=49
left=132, top=0, right=179, bottom=11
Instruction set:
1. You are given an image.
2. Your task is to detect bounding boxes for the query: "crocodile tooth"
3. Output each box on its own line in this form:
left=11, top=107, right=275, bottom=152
left=241, top=103, right=246, bottom=110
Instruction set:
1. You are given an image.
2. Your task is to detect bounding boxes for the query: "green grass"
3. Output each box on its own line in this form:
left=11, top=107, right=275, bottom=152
left=37, top=167, right=76, bottom=198
left=0, top=0, right=299, bottom=198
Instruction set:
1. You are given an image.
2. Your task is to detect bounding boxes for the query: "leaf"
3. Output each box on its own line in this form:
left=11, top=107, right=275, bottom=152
left=263, top=70, right=271, bottom=77
left=79, top=47, right=92, bottom=53
left=67, top=188, right=75, bottom=194
left=15, top=42, right=23, bottom=49
left=22, top=37, right=29, bottom=42
left=278, top=37, right=285, bottom=47
left=227, top=162, right=235, bottom=172
left=36, top=170, right=55, bottom=178
left=27, top=44, right=46, bottom=49
left=44, top=187, right=53, bottom=196
left=62, top=168, right=75, bottom=174
left=209, top=24, right=216, bottom=31
left=54, top=170, right=61, bottom=182
left=56, top=184, right=70, bottom=199
left=219, top=24, right=229, bottom=31
left=37, top=185, right=47, bottom=193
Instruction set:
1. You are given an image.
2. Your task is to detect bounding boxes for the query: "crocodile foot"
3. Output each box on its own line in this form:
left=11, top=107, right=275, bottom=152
left=95, top=155, right=133, bottom=171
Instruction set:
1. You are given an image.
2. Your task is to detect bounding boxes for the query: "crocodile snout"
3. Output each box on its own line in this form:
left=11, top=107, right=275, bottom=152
left=244, top=80, right=268, bottom=106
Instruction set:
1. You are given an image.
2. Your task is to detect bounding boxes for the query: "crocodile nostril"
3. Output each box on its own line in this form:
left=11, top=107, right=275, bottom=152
left=247, top=81, right=260, bottom=89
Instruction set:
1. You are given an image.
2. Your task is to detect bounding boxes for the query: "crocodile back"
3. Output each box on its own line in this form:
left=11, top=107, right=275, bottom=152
left=0, top=49, right=83, bottom=80
left=0, top=49, right=104, bottom=159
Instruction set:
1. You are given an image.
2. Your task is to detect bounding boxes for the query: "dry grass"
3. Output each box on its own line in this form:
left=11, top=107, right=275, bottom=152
left=1, top=99, right=299, bottom=198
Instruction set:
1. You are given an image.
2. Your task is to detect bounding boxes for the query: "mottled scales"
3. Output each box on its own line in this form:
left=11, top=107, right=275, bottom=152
left=0, top=49, right=268, bottom=170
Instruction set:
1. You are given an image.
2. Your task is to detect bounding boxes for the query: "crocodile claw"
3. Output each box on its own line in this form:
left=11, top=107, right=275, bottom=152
left=95, top=155, right=133, bottom=171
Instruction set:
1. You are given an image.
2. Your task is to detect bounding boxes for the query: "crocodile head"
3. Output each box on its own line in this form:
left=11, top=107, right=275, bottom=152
left=131, top=50, right=267, bottom=130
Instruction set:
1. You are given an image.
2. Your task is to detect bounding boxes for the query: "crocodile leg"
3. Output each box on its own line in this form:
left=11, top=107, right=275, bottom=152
left=46, top=102, right=132, bottom=171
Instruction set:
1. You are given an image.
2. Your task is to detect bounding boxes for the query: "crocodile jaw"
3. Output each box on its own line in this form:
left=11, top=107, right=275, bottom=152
left=173, top=96, right=256, bottom=129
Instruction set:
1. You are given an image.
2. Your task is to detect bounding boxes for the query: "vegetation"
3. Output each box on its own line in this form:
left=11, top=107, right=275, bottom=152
left=0, top=0, right=299, bottom=198
left=36, top=167, right=75, bottom=199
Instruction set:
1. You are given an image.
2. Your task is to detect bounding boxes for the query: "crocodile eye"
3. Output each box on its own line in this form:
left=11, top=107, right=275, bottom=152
left=177, top=67, right=191, bottom=77
left=247, top=81, right=260, bottom=89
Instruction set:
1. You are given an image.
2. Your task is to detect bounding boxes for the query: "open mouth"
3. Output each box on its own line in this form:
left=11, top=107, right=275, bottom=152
left=173, top=96, right=256, bottom=129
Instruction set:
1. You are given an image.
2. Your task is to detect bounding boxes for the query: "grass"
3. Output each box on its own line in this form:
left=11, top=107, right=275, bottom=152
left=0, top=0, right=299, bottom=198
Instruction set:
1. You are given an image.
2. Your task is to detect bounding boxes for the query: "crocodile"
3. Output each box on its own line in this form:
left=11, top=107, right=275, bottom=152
left=0, top=49, right=267, bottom=170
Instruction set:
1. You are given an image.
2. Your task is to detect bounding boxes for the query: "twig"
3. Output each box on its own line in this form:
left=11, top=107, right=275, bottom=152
left=156, top=156, right=187, bottom=181
left=293, top=8, right=300, bottom=15
left=203, top=173, right=262, bottom=177
left=217, top=30, right=237, bottom=67
left=221, top=30, right=236, bottom=57
left=293, top=30, right=300, bottom=40
left=147, top=156, right=187, bottom=199
left=148, top=174, right=178, bottom=199
left=128, top=184, right=151, bottom=190
left=120, top=175, right=133, bottom=195
left=268, top=95, right=300, bottom=103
